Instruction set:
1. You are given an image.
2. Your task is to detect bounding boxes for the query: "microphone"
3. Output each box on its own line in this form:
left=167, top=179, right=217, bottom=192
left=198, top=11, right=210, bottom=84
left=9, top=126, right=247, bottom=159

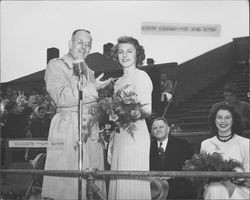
left=73, top=59, right=85, bottom=98
left=73, top=59, right=85, bottom=77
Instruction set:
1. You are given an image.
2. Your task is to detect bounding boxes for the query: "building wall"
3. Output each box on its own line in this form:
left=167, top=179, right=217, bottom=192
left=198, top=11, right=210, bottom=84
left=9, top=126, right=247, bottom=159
left=233, top=36, right=250, bottom=62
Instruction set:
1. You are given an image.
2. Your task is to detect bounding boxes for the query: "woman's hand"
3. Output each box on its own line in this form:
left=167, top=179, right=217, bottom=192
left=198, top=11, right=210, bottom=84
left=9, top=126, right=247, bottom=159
left=95, top=73, right=112, bottom=90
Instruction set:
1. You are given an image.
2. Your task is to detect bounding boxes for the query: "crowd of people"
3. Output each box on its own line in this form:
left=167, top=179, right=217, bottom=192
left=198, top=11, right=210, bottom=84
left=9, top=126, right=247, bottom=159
left=1, top=28, right=250, bottom=200
left=0, top=86, right=55, bottom=164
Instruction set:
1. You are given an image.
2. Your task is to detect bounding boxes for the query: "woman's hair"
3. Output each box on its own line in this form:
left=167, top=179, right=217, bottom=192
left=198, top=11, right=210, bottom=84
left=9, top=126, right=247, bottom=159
left=209, top=104, right=242, bottom=135
left=111, top=36, right=145, bottom=67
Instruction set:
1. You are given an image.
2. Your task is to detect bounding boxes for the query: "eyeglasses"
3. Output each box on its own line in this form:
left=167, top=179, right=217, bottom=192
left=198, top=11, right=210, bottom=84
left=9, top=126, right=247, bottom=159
left=73, top=40, right=91, bottom=48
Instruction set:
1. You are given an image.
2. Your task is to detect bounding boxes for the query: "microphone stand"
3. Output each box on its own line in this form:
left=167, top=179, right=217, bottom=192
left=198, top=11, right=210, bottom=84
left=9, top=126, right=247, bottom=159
left=77, top=63, right=84, bottom=200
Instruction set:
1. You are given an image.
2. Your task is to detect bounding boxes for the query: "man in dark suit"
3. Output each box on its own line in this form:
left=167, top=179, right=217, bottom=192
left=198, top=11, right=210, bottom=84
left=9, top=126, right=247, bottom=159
left=150, top=117, right=195, bottom=199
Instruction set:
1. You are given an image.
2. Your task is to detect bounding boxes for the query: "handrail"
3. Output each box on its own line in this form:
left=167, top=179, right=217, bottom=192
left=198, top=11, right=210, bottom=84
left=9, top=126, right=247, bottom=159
left=1, top=168, right=250, bottom=200
left=2, top=136, right=250, bottom=199
left=2, top=129, right=250, bottom=142
left=1, top=169, right=250, bottom=179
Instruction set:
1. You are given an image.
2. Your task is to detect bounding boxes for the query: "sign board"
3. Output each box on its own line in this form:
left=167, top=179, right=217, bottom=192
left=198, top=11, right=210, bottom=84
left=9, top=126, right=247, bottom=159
left=141, top=22, right=221, bottom=37
left=9, top=140, right=64, bottom=148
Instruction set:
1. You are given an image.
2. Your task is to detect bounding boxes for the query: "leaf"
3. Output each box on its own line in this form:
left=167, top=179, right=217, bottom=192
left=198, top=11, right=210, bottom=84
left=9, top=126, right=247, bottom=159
left=183, top=152, right=248, bottom=188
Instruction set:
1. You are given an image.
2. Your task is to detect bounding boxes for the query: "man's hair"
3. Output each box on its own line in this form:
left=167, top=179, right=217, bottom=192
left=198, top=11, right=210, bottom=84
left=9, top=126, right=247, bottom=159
left=71, top=29, right=91, bottom=40
left=152, top=116, right=168, bottom=126
left=223, top=83, right=237, bottom=95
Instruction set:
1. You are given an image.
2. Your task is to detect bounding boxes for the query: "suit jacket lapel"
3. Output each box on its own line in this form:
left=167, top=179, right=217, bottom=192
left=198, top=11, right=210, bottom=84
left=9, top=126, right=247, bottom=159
left=163, top=136, right=174, bottom=169
left=150, top=139, right=161, bottom=170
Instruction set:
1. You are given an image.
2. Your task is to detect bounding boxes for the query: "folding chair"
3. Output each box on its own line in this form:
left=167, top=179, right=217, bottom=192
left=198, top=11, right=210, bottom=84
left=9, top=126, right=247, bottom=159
left=151, top=178, right=169, bottom=200
left=24, top=153, right=46, bottom=200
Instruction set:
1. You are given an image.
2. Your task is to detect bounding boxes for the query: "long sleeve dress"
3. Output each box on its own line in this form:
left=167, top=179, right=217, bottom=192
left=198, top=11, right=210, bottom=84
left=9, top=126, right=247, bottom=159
left=41, top=54, right=106, bottom=200
left=108, top=68, right=153, bottom=200
left=200, top=134, right=250, bottom=199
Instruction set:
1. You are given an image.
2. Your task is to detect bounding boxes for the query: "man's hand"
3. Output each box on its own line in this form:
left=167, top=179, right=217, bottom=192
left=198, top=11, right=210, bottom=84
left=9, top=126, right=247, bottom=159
left=161, top=92, right=172, bottom=102
left=95, top=73, right=112, bottom=90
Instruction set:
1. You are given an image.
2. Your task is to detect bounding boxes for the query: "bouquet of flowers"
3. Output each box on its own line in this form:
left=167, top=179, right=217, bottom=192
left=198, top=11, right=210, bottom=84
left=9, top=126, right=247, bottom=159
left=98, top=84, right=150, bottom=137
left=183, top=151, right=248, bottom=194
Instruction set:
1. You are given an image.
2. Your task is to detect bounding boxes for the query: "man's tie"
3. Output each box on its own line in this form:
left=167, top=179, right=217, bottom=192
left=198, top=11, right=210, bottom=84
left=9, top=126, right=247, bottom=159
left=158, top=142, right=165, bottom=165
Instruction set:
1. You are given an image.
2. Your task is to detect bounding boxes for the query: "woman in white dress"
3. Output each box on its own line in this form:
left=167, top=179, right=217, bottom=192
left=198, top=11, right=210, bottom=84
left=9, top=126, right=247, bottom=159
left=200, top=104, right=250, bottom=199
left=108, top=36, right=152, bottom=200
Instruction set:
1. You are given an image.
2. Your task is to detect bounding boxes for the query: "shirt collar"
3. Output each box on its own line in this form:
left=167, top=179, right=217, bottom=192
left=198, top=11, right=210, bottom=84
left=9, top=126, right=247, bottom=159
left=62, top=53, right=74, bottom=69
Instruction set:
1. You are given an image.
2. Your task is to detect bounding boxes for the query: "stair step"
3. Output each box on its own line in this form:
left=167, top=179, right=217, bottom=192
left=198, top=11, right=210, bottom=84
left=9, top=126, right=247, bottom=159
left=167, top=119, right=183, bottom=125
left=182, top=94, right=249, bottom=105
left=187, top=99, right=222, bottom=104
left=166, top=66, right=249, bottom=133
left=176, top=121, right=209, bottom=132
left=181, top=116, right=208, bottom=123
left=190, top=110, right=210, bottom=116
left=194, top=86, right=248, bottom=95
left=180, top=88, right=249, bottom=105
left=165, top=112, right=190, bottom=117
left=196, top=104, right=213, bottom=110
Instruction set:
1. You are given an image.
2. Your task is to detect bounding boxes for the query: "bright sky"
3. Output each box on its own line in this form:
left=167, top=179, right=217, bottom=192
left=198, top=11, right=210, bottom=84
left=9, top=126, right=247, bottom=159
left=1, top=0, right=249, bottom=82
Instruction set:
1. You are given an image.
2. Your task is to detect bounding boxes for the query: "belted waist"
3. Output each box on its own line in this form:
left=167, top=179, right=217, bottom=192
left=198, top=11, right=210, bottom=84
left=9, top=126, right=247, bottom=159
left=56, top=106, right=78, bottom=113
left=56, top=101, right=98, bottom=113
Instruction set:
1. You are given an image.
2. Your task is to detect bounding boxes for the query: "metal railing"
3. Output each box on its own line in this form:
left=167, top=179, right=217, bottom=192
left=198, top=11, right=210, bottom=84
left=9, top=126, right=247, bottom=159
left=1, top=168, right=250, bottom=200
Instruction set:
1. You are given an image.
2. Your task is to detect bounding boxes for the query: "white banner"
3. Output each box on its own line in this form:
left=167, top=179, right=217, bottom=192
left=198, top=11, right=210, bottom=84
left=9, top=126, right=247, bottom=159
left=141, top=22, right=221, bottom=37
left=9, top=140, right=64, bottom=148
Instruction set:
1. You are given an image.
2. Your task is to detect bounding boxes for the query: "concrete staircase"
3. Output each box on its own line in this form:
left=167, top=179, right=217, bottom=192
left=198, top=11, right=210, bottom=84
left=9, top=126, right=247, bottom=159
left=166, top=65, right=249, bottom=132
